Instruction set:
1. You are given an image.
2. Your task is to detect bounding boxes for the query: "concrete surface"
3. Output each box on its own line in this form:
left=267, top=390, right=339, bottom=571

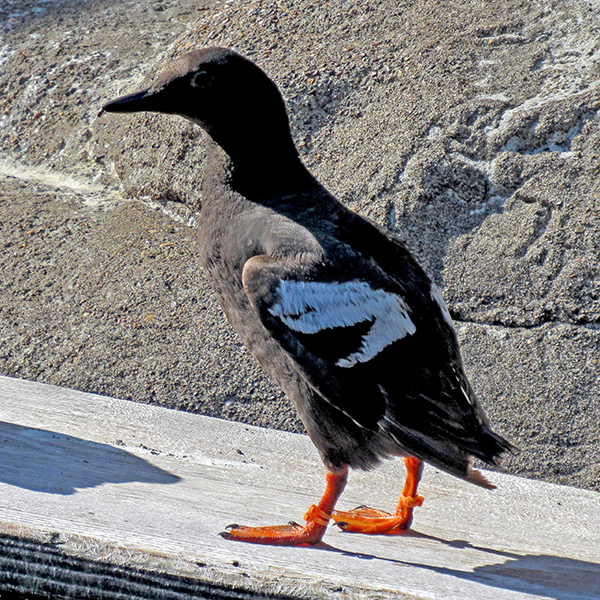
left=1, top=375, right=599, bottom=599
left=0, top=0, right=599, bottom=492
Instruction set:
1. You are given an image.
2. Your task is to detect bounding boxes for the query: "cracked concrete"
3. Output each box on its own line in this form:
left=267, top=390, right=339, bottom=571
left=0, top=0, right=599, bottom=491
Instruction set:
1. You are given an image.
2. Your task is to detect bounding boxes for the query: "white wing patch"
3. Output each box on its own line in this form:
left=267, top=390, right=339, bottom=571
left=268, top=280, right=416, bottom=368
left=430, top=283, right=454, bottom=328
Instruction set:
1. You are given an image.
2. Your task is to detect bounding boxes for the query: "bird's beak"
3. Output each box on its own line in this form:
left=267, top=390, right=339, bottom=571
left=99, top=89, right=164, bottom=117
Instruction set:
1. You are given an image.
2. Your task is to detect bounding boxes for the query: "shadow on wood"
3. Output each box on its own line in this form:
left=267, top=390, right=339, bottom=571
left=0, top=421, right=180, bottom=495
left=316, top=535, right=600, bottom=599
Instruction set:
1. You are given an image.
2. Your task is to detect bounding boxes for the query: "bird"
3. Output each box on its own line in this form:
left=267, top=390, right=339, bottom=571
left=101, top=47, right=515, bottom=546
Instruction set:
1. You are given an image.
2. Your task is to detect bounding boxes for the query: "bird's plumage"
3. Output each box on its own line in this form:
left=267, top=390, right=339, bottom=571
left=197, top=145, right=512, bottom=481
left=101, top=48, right=514, bottom=538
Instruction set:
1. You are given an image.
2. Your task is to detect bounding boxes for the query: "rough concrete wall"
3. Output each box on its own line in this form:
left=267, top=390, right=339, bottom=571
left=1, top=0, right=598, bottom=490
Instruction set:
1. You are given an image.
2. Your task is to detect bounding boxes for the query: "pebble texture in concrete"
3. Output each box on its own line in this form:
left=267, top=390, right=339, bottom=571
left=0, top=0, right=598, bottom=491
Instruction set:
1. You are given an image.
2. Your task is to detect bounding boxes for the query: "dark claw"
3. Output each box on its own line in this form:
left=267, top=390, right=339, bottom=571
left=287, top=521, right=302, bottom=528
left=334, top=521, right=348, bottom=529
left=224, top=523, right=241, bottom=531
left=353, top=505, right=370, bottom=510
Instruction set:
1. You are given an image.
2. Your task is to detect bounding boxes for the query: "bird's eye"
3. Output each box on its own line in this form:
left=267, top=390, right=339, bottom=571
left=190, top=70, right=214, bottom=89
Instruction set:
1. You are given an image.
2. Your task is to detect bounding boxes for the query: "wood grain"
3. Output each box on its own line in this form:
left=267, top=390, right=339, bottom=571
left=0, top=375, right=599, bottom=599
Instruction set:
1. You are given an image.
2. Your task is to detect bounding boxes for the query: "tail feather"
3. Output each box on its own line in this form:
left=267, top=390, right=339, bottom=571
left=383, top=415, right=516, bottom=488
left=470, top=427, right=518, bottom=466
left=466, top=461, right=496, bottom=490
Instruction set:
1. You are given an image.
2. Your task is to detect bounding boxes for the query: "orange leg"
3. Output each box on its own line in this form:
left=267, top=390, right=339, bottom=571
left=332, top=457, right=424, bottom=534
left=219, top=467, right=348, bottom=545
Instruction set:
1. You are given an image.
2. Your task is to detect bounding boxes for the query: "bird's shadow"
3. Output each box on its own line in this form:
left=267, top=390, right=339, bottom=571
left=0, top=421, right=180, bottom=495
left=315, top=529, right=600, bottom=600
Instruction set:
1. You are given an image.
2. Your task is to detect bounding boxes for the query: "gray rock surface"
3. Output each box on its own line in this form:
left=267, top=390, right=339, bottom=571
left=1, top=0, right=599, bottom=490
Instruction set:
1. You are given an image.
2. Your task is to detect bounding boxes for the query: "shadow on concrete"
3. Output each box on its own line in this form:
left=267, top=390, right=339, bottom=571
left=0, top=421, right=180, bottom=495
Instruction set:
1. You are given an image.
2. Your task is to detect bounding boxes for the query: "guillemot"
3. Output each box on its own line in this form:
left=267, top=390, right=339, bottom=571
left=101, top=47, right=514, bottom=546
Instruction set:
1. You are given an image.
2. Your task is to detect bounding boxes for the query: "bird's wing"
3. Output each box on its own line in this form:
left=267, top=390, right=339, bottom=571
left=242, top=254, right=420, bottom=430
left=242, top=251, right=513, bottom=475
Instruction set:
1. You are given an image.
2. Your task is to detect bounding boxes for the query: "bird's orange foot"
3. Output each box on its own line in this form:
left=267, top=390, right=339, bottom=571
left=219, top=504, right=331, bottom=546
left=332, top=495, right=424, bottom=534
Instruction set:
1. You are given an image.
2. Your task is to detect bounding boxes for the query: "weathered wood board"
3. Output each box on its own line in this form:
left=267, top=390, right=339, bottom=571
left=0, top=375, right=598, bottom=599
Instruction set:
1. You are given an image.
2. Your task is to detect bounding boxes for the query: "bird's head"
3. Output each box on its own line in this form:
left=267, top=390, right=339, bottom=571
left=100, top=47, right=298, bottom=169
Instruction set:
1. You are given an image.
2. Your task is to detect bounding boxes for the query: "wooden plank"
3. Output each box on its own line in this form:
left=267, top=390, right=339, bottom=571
left=0, top=375, right=599, bottom=599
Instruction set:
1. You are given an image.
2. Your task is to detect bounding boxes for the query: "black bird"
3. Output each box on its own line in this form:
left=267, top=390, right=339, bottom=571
left=101, top=47, right=514, bottom=545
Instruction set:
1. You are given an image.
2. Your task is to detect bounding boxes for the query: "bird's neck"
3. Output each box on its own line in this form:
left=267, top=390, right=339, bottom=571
left=206, top=133, right=316, bottom=200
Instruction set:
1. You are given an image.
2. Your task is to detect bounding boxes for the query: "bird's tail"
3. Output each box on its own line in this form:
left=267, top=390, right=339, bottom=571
left=384, top=416, right=517, bottom=489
